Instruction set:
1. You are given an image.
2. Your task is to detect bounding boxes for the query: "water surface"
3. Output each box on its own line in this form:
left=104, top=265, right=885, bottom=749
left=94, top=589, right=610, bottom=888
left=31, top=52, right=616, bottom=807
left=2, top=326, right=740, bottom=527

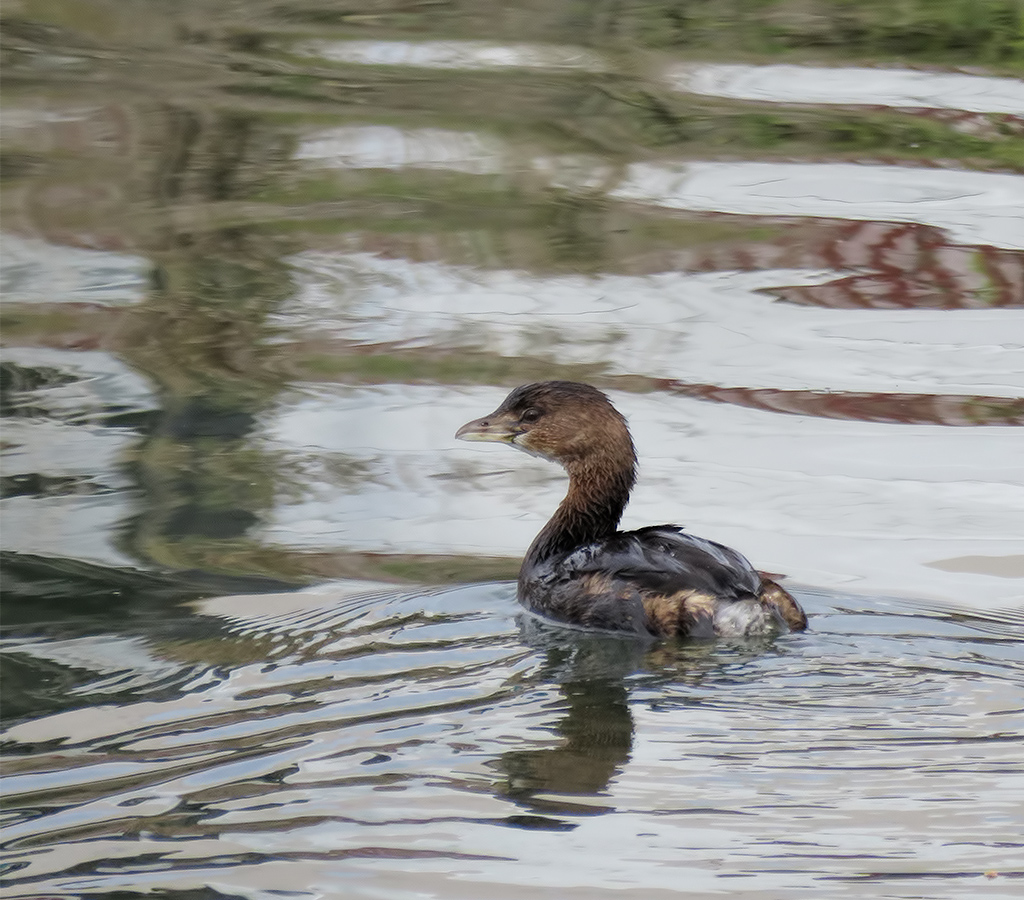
left=2, top=0, right=1023, bottom=897
left=3, top=576, right=1024, bottom=898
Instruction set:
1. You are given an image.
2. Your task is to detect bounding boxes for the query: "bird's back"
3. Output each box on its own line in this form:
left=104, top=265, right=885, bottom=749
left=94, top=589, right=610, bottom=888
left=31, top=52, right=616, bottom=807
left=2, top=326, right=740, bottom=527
left=519, top=525, right=806, bottom=637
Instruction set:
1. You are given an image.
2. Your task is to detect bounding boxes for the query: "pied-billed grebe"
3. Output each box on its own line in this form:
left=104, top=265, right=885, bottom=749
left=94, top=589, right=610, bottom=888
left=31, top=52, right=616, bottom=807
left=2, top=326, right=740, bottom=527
left=456, top=381, right=807, bottom=638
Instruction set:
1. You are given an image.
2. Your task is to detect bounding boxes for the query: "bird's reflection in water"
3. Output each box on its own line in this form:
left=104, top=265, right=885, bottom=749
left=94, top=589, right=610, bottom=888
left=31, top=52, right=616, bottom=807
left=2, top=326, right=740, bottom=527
left=491, top=614, right=783, bottom=828
left=497, top=675, right=632, bottom=819
left=488, top=616, right=643, bottom=826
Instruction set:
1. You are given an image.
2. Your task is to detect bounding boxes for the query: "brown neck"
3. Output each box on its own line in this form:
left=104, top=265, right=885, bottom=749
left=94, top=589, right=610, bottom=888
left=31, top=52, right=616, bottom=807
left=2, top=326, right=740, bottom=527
left=524, top=452, right=636, bottom=565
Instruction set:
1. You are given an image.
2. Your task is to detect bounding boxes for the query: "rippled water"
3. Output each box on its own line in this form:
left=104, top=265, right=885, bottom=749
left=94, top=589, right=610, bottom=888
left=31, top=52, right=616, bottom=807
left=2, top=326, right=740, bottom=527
left=4, top=577, right=1024, bottom=899
left=2, top=0, right=1024, bottom=896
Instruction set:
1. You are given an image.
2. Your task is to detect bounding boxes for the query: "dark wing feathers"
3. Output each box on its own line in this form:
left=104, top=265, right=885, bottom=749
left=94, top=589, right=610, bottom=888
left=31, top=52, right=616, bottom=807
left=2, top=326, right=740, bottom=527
left=520, top=525, right=804, bottom=637
left=566, top=525, right=761, bottom=599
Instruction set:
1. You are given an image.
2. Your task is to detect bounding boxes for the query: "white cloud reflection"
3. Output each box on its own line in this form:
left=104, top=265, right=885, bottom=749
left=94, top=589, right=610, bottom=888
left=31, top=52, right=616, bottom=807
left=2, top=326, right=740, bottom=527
left=295, top=126, right=505, bottom=174
left=295, top=39, right=607, bottom=72
left=0, top=348, right=155, bottom=567
left=610, top=162, right=1024, bottom=251
left=0, top=234, right=149, bottom=306
left=666, top=63, right=1024, bottom=115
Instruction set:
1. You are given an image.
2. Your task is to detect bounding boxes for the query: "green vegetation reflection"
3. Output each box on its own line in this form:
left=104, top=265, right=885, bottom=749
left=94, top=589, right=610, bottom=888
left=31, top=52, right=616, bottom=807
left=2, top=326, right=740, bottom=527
left=3, top=0, right=1022, bottom=585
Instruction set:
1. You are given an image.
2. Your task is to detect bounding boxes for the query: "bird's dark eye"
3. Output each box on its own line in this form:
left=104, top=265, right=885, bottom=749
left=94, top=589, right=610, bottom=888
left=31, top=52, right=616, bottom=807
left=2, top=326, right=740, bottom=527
left=520, top=407, right=542, bottom=424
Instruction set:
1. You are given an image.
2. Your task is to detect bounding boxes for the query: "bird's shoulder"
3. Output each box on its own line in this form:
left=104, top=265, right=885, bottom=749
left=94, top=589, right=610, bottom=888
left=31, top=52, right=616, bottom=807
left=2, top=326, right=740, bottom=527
left=558, top=524, right=762, bottom=598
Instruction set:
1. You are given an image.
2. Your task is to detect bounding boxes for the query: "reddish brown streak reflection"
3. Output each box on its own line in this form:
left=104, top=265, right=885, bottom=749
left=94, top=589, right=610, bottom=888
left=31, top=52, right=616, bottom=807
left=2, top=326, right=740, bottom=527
left=661, top=380, right=1024, bottom=427
left=680, top=221, right=1024, bottom=310
left=773, top=222, right=1023, bottom=309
